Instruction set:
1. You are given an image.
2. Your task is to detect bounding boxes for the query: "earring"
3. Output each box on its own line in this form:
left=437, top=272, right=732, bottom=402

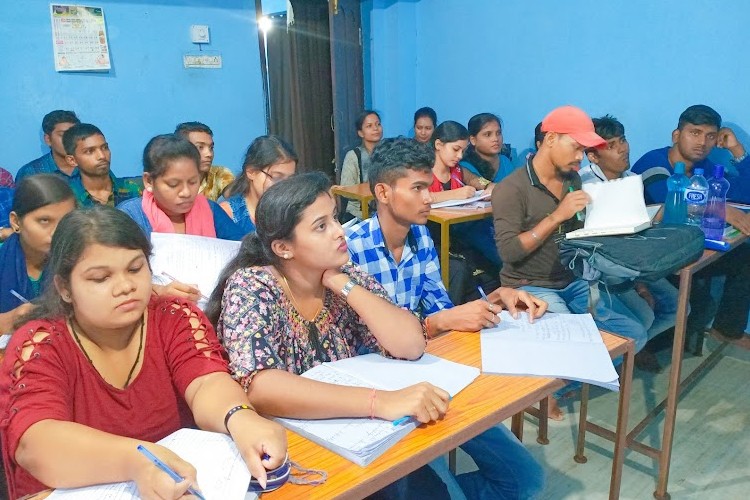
left=284, top=254, right=290, bottom=260
left=145, top=186, right=153, bottom=192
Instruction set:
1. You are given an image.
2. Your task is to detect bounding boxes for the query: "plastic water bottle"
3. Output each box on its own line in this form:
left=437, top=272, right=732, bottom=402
left=701, top=165, right=731, bottom=239
left=662, top=162, right=689, bottom=224
left=684, top=167, right=709, bottom=226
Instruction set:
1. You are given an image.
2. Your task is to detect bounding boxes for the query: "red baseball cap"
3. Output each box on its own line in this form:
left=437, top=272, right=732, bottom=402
left=541, top=106, right=606, bottom=148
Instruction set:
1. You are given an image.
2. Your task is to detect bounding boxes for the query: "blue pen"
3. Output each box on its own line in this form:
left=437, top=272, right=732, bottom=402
left=392, top=396, right=453, bottom=426
left=9, top=289, right=29, bottom=304
left=477, top=286, right=489, bottom=302
left=137, top=445, right=206, bottom=500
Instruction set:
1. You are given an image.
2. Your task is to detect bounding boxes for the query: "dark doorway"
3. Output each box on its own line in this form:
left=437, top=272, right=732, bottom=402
left=258, top=0, right=363, bottom=178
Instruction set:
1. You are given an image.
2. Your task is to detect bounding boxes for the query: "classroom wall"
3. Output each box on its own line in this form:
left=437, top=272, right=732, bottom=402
left=1, top=0, right=266, bottom=177
left=363, top=0, right=750, bottom=163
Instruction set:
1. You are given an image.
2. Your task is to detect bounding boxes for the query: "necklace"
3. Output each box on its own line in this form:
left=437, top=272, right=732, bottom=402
left=281, top=274, right=323, bottom=322
left=70, top=315, right=145, bottom=389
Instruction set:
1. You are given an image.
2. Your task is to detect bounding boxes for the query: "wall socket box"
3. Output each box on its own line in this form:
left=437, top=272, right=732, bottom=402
left=190, top=25, right=210, bottom=44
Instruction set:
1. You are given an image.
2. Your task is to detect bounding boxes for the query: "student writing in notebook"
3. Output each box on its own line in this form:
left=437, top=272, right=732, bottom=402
left=63, top=123, right=142, bottom=207
left=429, top=120, right=502, bottom=268
left=492, top=106, right=648, bottom=419
left=0, top=175, right=76, bottom=333
left=220, top=135, right=298, bottom=235
left=207, top=172, right=453, bottom=499
left=581, top=115, right=679, bottom=370
left=346, top=138, right=546, bottom=499
left=0, top=207, right=286, bottom=500
left=118, top=134, right=244, bottom=302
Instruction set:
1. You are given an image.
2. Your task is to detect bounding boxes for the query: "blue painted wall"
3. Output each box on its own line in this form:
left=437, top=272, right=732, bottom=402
left=2, top=0, right=266, bottom=177
left=364, top=0, right=750, bottom=163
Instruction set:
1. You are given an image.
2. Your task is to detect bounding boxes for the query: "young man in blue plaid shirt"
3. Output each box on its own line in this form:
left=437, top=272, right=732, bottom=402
left=346, top=137, right=547, bottom=500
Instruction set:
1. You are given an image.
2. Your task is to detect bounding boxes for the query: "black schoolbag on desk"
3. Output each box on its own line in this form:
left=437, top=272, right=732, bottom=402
left=559, top=224, right=705, bottom=292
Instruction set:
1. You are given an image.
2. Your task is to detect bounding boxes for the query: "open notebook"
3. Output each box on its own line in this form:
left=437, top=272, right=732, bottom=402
left=48, top=429, right=255, bottom=499
left=431, top=190, right=490, bottom=209
left=480, top=311, right=619, bottom=391
left=566, top=174, right=651, bottom=239
left=276, top=353, right=480, bottom=466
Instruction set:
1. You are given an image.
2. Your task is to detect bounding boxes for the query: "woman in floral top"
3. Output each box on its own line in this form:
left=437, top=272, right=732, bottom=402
left=206, top=172, right=452, bottom=498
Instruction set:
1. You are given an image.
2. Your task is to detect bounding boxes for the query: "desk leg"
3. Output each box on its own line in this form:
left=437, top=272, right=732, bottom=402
left=610, top=341, right=634, bottom=500
left=574, top=383, right=590, bottom=464
left=440, top=222, right=450, bottom=285
left=511, top=412, right=524, bottom=442
left=654, top=268, right=692, bottom=500
left=361, top=199, right=370, bottom=220
left=537, top=398, right=549, bottom=445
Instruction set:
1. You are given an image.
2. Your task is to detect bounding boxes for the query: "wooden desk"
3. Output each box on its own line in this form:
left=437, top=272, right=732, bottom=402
left=267, top=330, right=633, bottom=500
left=427, top=206, right=493, bottom=284
left=332, top=183, right=374, bottom=220
left=586, top=232, right=749, bottom=499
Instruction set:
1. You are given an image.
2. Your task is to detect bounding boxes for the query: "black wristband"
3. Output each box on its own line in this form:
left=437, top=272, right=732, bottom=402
left=224, top=404, right=253, bottom=432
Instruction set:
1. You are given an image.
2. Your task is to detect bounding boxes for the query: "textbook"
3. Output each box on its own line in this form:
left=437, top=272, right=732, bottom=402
left=150, top=232, right=241, bottom=310
left=431, top=190, right=491, bottom=209
left=48, top=429, right=255, bottom=499
left=276, top=353, right=480, bottom=466
left=566, top=175, right=651, bottom=239
left=480, top=311, right=619, bottom=391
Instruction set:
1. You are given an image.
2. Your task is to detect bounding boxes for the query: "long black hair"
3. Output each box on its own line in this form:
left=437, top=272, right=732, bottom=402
left=430, top=120, right=469, bottom=148
left=17, top=207, right=152, bottom=326
left=464, top=113, right=502, bottom=181
left=205, top=172, right=332, bottom=325
left=224, top=135, right=298, bottom=198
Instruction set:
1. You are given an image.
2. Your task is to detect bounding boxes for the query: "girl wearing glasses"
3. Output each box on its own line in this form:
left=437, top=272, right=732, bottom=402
left=220, top=136, right=298, bottom=235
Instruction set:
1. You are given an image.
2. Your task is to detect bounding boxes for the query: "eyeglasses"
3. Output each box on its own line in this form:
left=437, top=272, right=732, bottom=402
left=258, top=169, right=291, bottom=184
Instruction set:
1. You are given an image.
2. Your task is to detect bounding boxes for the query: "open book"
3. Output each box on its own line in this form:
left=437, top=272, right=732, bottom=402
left=276, top=353, right=480, bottom=466
left=480, top=311, right=619, bottom=391
left=150, top=232, right=241, bottom=310
left=48, top=429, right=255, bottom=499
left=566, top=175, right=651, bottom=239
left=431, top=190, right=491, bottom=209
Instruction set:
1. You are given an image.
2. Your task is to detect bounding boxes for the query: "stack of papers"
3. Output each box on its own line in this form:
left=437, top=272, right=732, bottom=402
left=150, top=233, right=241, bottom=309
left=431, top=190, right=491, bottom=209
left=276, top=354, right=480, bottom=466
left=566, top=175, right=651, bottom=239
left=48, top=429, right=255, bottom=499
left=480, top=311, right=619, bottom=391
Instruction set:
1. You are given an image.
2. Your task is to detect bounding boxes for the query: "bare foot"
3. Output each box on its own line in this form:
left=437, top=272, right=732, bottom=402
left=547, top=397, right=565, bottom=421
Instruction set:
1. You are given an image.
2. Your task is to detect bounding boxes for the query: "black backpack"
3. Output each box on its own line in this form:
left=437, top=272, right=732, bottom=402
left=559, top=224, right=705, bottom=291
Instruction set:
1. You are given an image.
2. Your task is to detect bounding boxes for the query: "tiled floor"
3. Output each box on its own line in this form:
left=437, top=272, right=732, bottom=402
left=453, top=335, right=750, bottom=499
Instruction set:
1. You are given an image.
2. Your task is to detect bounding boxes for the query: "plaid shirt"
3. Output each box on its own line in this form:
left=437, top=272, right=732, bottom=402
left=0, top=168, right=14, bottom=188
left=346, top=215, right=453, bottom=317
left=15, top=152, right=79, bottom=183
left=70, top=172, right=143, bottom=207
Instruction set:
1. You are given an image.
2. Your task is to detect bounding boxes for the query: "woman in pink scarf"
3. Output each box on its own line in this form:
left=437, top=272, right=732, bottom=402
left=118, top=134, right=243, bottom=301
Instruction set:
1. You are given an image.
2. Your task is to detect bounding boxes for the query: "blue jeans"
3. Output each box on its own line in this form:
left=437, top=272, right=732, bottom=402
left=616, top=279, right=679, bottom=340
left=429, top=424, right=544, bottom=500
left=519, top=279, right=648, bottom=353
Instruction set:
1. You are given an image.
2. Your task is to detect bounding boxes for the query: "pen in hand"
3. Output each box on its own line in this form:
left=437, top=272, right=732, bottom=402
left=137, top=444, right=206, bottom=500
left=10, top=289, right=29, bottom=304
left=160, top=272, right=208, bottom=301
left=568, top=186, right=584, bottom=221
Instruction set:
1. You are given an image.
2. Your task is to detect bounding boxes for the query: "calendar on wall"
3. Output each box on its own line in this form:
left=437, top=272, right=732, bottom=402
left=50, top=4, right=111, bottom=72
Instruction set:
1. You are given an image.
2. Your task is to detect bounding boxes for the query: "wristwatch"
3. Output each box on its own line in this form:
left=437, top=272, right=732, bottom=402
left=477, top=177, right=491, bottom=188
left=340, top=279, right=357, bottom=298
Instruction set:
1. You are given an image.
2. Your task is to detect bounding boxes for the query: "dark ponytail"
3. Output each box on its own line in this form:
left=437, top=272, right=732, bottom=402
left=205, top=172, right=332, bottom=325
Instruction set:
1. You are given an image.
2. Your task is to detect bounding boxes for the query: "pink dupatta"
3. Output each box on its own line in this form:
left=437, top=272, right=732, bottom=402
left=141, top=190, right=216, bottom=237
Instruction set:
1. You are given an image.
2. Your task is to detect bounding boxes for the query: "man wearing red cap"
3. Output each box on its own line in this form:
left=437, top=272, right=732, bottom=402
left=491, top=106, right=648, bottom=418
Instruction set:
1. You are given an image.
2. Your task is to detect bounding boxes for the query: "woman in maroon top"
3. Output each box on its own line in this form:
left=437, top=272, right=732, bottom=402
left=0, top=206, right=286, bottom=500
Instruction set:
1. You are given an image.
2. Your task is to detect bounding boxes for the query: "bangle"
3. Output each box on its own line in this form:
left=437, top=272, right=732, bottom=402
left=530, top=230, right=540, bottom=241
left=340, top=279, right=357, bottom=298
left=731, top=151, right=749, bottom=164
left=224, top=404, right=253, bottom=432
left=369, top=388, right=377, bottom=419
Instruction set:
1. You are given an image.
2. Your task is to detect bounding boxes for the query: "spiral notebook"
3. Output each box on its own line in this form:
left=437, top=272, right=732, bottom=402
left=566, top=174, right=651, bottom=239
